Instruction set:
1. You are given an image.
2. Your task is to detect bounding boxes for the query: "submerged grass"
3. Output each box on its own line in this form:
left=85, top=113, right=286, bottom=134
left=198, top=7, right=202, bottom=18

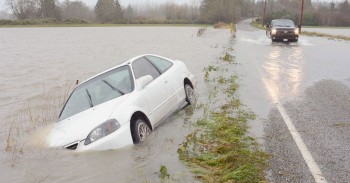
left=1, top=83, right=74, bottom=166
left=301, top=31, right=350, bottom=41
left=179, top=50, right=268, bottom=182
left=250, top=21, right=265, bottom=30
left=0, top=23, right=211, bottom=28
left=159, top=165, right=170, bottom=179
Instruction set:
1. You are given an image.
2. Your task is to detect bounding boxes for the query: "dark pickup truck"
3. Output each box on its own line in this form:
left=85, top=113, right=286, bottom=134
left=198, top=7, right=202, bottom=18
left=266, top=19, right=299, bottom=42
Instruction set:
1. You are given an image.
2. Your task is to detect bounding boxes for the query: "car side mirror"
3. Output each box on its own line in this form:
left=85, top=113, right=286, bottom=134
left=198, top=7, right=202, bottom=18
left=137, top=75, right=153, bottom=90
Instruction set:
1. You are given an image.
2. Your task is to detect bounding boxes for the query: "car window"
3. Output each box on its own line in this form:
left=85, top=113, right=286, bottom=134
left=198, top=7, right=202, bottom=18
left=132, top=57, right=160, bottom=79
left=145, top=56, right=173, bottom=73
left=59, top=66, right=133, bottom=120
left=272, top=20, right=295, bottom=27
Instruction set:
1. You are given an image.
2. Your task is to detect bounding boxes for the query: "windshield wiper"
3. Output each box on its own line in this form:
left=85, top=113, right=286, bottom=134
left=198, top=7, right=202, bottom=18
left=86, top=89, right=94, bottom=107
left=102, top=80, right=125, bottom=95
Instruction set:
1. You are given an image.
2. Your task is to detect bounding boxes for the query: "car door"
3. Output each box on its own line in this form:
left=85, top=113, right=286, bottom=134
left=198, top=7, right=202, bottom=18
left=132, top=57, right=172, bottom=125
left=145, top=55, right=181, bottom=110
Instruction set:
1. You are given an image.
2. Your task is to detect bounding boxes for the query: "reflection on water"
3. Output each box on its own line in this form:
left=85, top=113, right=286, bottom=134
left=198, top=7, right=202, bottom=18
left=262, top=48, right=281, bottom=103
left=262, top=44, right=304, bottom=103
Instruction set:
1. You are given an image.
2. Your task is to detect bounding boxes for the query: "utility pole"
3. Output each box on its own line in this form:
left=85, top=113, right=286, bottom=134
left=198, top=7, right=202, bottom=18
left=299, top=0, right=305, bottom=33
left=263, top=0, right=267, bottom=26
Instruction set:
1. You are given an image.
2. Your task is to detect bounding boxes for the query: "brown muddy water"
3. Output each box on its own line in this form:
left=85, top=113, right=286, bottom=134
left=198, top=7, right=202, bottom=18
left=0, top=27, right=232, bottom=182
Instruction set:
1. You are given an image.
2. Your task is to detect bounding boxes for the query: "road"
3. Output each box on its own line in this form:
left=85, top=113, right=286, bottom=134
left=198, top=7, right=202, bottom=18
left=234, top=19, right=350, bottom=182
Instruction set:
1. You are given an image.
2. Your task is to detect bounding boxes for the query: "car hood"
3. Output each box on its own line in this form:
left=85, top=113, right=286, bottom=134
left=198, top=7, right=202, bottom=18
left=47, top=94, right=130, bottom=147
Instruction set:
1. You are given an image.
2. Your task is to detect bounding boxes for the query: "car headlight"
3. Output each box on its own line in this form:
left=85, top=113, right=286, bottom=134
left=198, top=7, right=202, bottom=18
left=84, top=119, right=121, bottom=145
left=271, top=29, right=277, bottom=35
left=294, top=29, right=299, bottom=35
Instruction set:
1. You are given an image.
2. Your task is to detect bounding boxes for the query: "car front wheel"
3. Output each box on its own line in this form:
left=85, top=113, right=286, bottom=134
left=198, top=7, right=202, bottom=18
left=185, top=84, right=195, bottom=105
left=132, top=118, right=151, bottom=144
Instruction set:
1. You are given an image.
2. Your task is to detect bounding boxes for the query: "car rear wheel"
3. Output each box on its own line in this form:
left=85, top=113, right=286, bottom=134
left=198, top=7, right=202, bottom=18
left=132, top=118, right=151, bottom=144
left=185, top=84, right=195, bottom=105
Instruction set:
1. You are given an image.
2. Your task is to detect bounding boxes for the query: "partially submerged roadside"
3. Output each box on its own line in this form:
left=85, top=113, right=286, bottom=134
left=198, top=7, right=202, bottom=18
left=178, top=36, right=268, bottom=182
left=0, top=18, right=210, bottom=28
left=301, top=31, right=350, bottom=41
left=0, top=23, right=211, bottom=28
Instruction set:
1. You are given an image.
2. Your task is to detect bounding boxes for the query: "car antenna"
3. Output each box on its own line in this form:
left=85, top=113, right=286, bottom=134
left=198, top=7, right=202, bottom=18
left=76, top=80, right=79, bottom=85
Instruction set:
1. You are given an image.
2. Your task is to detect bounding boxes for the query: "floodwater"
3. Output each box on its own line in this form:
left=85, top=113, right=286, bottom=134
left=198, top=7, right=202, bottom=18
left=235, top=19, right=350, bottom=182
left=2, top=22, right=349, bottom=182
left=233, top=19, right=350, bottom=142
left=0, top=27, right=232, bottom=182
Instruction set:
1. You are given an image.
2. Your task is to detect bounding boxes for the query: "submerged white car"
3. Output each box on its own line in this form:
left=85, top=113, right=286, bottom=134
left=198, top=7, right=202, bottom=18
left=47, top=54, right=196, bottom=151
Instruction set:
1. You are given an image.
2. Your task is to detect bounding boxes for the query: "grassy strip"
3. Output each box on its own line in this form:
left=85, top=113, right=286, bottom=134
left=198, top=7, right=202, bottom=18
left=179, top=51, right=268, bottom=182
left=250, top=21, right=265, bottom=30
left=301, top=31, right=350, bottom=41
left=303, top=26, right=350, bottom=29
left=0, top=23, right=211, bottom=28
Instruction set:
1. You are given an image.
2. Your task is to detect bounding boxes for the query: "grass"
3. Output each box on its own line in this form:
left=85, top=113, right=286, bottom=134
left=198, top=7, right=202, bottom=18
left=301, top=31, right=350, bottom=41
left=250, top=21, right=265, bottom=30
left=159, top=165, right=170, bottom=179
left=0, top=23, right=211, bottom=28
left=178, top=50, right=268, bottom=182
left=303, top=26, right=350, bottom=29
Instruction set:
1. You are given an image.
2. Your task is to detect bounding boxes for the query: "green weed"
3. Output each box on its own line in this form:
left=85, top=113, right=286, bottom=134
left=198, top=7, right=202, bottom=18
left=159, top=165, right=170, bottom=179
left=179, top=47, right=268, bottom=182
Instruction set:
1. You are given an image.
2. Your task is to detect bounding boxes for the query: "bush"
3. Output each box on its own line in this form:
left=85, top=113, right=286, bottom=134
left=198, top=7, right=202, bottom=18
left=63, top=18, right=89, bottom=24
left=0, top=18, right=88, bottom=25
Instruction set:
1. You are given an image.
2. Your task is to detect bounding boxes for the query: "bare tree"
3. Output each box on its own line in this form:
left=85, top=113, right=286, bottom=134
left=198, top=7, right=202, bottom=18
left=6, top=0, right=39, bottom=19
left=0, top=10, right=13, bottom=19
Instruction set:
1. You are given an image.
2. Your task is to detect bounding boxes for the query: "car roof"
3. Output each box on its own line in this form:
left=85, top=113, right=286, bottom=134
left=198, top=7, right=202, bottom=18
left=78, top=54, right=171, bottom=86
left=272, top=19, right=294, bottom=23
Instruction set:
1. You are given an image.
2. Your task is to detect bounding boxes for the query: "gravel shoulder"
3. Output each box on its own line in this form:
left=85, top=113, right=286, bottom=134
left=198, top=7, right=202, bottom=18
left=265, top=79, right=350, bottom=183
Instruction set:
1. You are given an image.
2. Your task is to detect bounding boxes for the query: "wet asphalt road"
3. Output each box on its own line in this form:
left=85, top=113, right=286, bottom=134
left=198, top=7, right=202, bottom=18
left=234, top=19, right=350, bottom=182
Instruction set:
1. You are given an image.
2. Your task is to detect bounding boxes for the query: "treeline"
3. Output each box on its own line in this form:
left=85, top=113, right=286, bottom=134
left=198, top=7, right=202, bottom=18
left=2, top=0, right=349, bottom=26
left=2, top=0, right=250, bottom=25
left=257, top=0, right=350, bottom=26
left=2, top=0, right=201, bottom=24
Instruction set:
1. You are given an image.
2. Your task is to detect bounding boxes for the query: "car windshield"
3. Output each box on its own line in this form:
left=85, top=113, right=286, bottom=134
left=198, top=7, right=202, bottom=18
left=272, top=20, right=295, bottom=27
left=59, top=65, right=134, bottom=120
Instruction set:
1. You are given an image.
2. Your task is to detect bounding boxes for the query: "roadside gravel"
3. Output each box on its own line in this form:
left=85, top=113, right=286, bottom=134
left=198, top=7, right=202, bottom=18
left=265, top=79, right=350, bottom=183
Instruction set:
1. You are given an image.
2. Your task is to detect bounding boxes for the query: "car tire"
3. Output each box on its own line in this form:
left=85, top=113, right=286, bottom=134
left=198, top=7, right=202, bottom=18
left=132, top=118, right=151, bottom=144
left=185, top=84, right=195, bottom=105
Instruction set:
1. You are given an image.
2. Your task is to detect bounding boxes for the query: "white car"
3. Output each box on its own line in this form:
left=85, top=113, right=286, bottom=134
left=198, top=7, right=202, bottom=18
left=47, top=54, right=196, bottom=151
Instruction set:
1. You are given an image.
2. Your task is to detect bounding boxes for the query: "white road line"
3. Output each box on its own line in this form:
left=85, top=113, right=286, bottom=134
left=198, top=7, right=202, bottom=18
left=275, top=103, right=328, bottom=183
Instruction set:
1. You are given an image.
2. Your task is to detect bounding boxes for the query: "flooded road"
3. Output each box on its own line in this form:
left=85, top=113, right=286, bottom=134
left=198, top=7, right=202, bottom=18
left=2, top=21, right=349, bottom=182
left=0, top=26, right=231, bottom=182
left=234, top=19, right=350, bottom=182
